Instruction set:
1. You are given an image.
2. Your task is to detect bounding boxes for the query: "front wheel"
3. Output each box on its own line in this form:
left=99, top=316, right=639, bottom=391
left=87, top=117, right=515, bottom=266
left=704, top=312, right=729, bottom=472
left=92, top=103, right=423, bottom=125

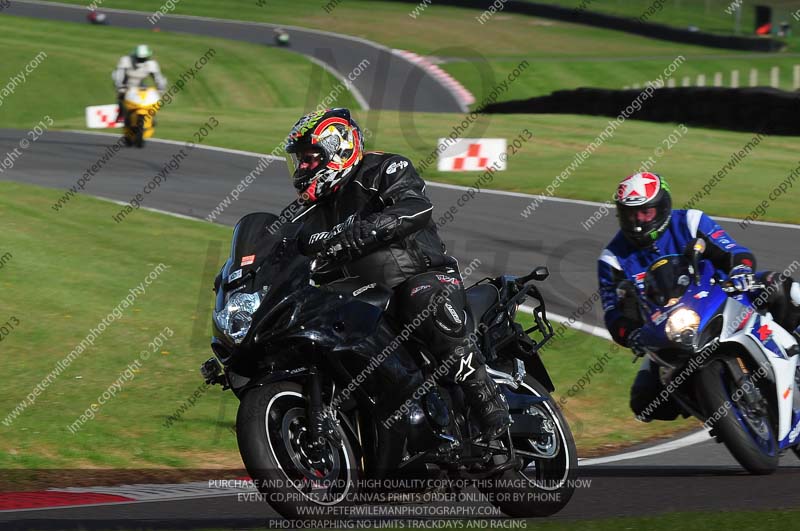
left=696, top=359, right=778, bottom=475
left=134, top=115, right=145, bottom=148
left=236, top=381, right=360, bottom=521
left=481, top=375, right=578, bottom=517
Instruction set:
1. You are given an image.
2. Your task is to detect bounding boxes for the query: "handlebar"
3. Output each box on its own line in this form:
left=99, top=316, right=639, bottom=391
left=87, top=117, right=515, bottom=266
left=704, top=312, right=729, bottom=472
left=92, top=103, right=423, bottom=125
left=514, top=266, right=549, bottom=287
left=309, top=231, right=378, bottom=273
left=720, top=280, right=766, bottom=293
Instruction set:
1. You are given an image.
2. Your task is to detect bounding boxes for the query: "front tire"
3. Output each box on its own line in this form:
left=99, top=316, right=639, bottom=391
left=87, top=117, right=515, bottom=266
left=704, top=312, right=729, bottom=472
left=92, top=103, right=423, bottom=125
left=481, top=375, right=578, bottom=517
left=134, top=115, right=145, bottom=148
left=236, top=381, right=360, bottom=521
left=696, top=359, right=778, bottom=475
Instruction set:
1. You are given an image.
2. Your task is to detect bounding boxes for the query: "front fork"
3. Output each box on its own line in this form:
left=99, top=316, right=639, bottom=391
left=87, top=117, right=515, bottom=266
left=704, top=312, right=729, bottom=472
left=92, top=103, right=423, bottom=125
left=721, top=356, right=770, bottom=417
left=305, top=366, right=342, bottom=452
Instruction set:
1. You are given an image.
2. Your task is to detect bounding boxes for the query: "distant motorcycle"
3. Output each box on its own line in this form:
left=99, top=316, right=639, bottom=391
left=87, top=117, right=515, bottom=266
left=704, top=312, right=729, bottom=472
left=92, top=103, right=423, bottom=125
left=274, top=29, right=290, bottom=47
left=630, top=239, right=800, bottom=474
left=87, top=10, right=108, bottom=25
left=201, top=213, right=577, bottom=520
left=121, top=87, right=160, bottom=148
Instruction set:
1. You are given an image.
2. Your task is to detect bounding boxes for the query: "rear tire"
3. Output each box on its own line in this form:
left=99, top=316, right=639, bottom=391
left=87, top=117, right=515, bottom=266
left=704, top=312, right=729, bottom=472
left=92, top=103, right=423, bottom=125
left=696, top=359, right=778, bottom=475
left=236, top=381, right=360, bottom=521
left=481, top=375, right=578, bottom=517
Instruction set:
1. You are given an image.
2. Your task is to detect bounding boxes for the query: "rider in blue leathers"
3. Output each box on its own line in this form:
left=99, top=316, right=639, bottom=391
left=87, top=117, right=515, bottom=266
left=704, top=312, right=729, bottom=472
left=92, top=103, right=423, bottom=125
left=598, top=172, right=800, bottom=421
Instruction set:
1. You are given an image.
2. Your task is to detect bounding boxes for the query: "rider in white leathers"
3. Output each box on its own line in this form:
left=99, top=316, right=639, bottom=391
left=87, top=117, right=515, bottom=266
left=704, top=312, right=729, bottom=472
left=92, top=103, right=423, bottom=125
left=112, top=44, right=167, bottom=121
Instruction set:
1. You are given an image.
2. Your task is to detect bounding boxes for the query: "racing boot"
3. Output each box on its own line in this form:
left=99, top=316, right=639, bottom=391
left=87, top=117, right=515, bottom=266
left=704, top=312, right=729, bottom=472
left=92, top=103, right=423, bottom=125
left=460, top=365, right=512, bottom=442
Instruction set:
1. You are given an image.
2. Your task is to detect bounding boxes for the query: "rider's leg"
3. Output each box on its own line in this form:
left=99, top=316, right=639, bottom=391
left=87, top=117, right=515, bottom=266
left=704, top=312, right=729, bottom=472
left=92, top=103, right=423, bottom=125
left=757, top=272, right=800, bottom=345
left=395, top=270, right=511, bottom=442
left=630, top=358, right=682, bottom=422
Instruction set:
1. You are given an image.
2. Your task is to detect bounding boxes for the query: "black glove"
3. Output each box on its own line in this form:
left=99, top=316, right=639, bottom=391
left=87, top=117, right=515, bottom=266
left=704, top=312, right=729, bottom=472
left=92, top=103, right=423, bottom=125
left=325, top=214, right=372, bottom=258
left=626, top=328, right=648, bottom=358
left=365, top=213, right=400, bottom=242
left=325, top=212, right=402, bottom=259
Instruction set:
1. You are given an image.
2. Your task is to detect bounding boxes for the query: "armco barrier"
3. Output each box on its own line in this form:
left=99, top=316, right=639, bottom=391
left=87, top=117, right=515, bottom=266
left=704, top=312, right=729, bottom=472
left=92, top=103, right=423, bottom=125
left=481, top=87, right=800, bottom=135
left=390, top=0, right=783, bottom=52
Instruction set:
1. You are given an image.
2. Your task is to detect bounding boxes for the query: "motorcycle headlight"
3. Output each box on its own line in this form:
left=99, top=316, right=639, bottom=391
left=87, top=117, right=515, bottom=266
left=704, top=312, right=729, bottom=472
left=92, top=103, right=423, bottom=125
left=665, top=308, right=700, bottom=345
left=214, top=291, right=263, bottom=344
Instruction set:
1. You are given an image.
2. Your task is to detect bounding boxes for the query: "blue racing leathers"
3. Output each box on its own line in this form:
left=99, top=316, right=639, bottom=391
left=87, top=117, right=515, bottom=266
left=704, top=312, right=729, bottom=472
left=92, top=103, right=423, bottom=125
left=598, top=209, right=755, bottom=345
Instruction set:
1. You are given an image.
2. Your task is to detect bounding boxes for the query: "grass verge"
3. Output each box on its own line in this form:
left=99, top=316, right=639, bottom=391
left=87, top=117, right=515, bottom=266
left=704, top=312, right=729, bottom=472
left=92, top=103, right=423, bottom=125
left=0, top=15, right=356, bottom=131
left=0, top=181, right=691, bottom=469
left=38, top=0, right=800, bottom=104
left=5, top=14, right=800, bottom=226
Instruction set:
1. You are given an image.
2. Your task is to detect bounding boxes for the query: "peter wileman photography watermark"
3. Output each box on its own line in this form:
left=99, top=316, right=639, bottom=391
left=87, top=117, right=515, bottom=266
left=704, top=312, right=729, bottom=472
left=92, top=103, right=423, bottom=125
left=67, top=327, right=174, bottom=434
left=0, top=51, right=47, bottom=108
left=2, top=263, right=169, bottom=427
left=0, top=116, right=53, bottom=176
left=520, top=55, right=686, bottom=219
left=112, top=116, right=220, bottom=223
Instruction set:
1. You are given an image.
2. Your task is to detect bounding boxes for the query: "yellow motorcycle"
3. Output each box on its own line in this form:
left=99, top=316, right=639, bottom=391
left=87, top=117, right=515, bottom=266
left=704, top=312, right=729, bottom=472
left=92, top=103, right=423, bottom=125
left=122, top=87, right=160, bottom=148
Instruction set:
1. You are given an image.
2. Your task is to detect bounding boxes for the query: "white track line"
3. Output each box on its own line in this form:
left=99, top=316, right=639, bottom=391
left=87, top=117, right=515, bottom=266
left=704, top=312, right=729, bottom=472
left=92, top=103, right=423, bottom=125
left=61, top=130, right=800, bottom=232
left=579, top=429, right=711, bottom=466
left=519, top=304, right=611, bottom=340
left=17, top=131, right=711, bottom=474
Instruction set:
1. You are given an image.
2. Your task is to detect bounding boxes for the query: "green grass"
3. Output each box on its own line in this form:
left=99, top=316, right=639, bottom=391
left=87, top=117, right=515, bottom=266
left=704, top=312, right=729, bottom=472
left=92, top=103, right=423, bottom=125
left=0, top=181, right=238, bottom=469
left=55, top=108, right=800, bottom=226
left=537, top=509, right=800, bottom=531
left=41, top=0, right=727, bottom=59
left=0, top=182, right=691, bottom=468
left=5, top=15, right=800, bottom=227
left=40, top=0, right=800, bottom=107
left=445, top=53, right=800, bottom=105
left=0, top=15, right=356, bottom=130
left=518, top=313, right=694, bottom=453
left=535, top=0, right=800, bottom=40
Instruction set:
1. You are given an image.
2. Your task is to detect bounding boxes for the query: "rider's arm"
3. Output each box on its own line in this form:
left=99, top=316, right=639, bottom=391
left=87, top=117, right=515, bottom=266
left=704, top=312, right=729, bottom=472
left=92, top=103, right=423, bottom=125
left=368, top=155, right=433, bottom=242
left=148, top=60, right=168, bottom=92
left=598, top=249, right=641, bottom=346
left=690, top=210, right=756, bottom=272
left=112, top=56, right=130, bottom=91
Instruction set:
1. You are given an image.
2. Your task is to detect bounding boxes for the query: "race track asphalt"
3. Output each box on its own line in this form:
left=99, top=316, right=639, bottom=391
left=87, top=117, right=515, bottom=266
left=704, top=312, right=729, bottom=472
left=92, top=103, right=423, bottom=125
left=3, top=0, right=465, bottom=113
left=2, top=129, right=798, bottom=329
left=2, top=129, right=799, bottom=528
left=2, top=3, right=800, bottom=527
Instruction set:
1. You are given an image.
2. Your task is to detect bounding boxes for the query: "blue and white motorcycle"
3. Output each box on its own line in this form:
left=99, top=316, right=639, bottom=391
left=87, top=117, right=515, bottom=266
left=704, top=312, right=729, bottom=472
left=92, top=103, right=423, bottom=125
left=631, top=240, right=800, bottom=474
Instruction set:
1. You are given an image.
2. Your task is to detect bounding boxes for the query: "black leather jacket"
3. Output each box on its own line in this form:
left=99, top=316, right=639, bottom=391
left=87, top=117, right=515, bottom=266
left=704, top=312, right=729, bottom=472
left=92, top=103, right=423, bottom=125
left=284, top=152, right=449, bottom=288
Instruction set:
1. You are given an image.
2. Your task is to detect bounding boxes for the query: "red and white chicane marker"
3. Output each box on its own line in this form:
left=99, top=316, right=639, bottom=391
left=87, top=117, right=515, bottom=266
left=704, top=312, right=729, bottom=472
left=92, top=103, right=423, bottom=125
left=392, top=50, right=476, bottom=109
left=0, top=477, right=256, bottom=512
left=85, top=104, right=124, bottom=129
left=437, top=138, right=507, bottom=172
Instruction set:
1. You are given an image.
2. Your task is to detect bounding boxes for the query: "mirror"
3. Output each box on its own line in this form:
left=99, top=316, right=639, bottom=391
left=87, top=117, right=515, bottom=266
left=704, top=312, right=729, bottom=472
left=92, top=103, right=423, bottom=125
left=532, top=266, right=549, bottom=281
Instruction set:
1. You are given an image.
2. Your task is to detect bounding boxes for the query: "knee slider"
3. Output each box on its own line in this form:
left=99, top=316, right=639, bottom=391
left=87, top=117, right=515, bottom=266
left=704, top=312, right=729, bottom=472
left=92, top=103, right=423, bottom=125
left=434, top=300, right=466, bottom=337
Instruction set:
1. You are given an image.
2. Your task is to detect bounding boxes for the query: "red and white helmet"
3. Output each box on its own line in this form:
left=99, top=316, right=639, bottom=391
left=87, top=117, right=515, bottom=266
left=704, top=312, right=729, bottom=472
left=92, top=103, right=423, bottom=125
left=615, top=172, right=672, bottom=247
left=284, top=108, right=364, bottom=202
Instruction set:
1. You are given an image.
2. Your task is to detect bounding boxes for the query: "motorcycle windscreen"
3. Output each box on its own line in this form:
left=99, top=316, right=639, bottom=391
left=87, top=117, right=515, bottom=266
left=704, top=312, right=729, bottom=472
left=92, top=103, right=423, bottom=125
left=221, top=214, right=308, bottom=302
left=219, top=213, right=289, bottom=294
left=643, top=254, right=692, bottom=308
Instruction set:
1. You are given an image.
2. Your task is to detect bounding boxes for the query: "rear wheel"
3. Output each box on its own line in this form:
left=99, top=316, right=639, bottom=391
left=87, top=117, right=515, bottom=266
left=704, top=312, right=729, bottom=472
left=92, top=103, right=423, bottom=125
left=236, top=381, right=360, bottom=521
left=481, top=375, right=578, bottom=517
left=696, top=359, right=778, bottom=475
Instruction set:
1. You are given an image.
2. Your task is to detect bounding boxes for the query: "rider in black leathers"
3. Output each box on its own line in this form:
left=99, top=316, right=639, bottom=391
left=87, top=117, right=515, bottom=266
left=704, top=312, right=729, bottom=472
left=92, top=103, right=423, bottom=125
left=278, top=108, right=511, bottom=441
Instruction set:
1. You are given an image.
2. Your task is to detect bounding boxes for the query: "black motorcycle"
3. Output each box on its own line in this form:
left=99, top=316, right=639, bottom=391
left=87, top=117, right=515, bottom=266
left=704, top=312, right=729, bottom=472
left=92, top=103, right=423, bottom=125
left=201, top=212, right=577, bottom=519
